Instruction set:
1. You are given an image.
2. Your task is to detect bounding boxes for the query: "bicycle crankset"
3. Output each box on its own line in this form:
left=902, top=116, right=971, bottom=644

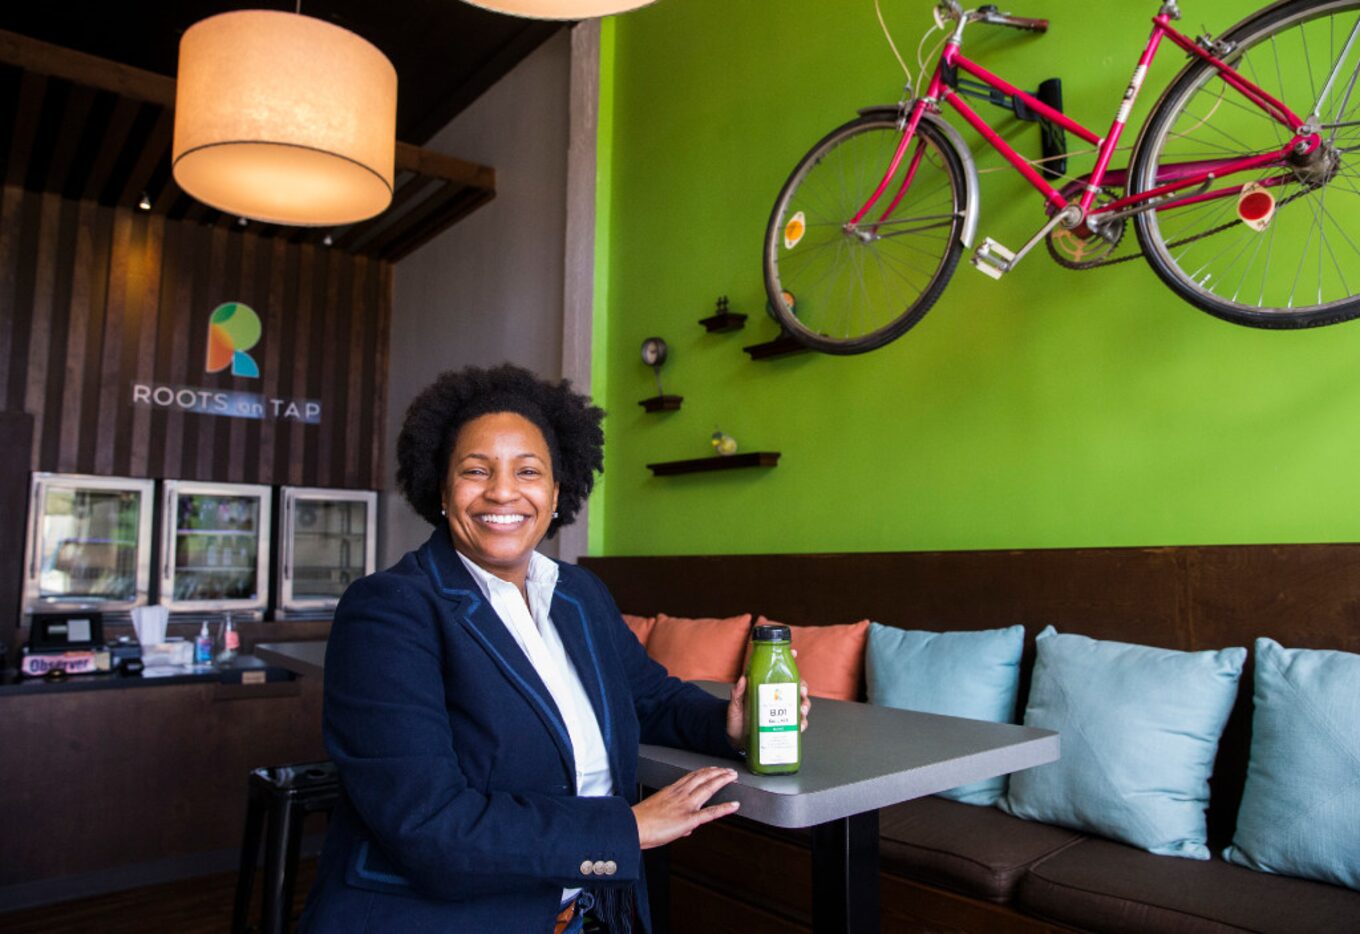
left=1045, top=189, right=1126, bottom=270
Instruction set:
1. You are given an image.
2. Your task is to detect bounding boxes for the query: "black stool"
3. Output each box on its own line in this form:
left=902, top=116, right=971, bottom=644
left=232, top=761, right=340, bottom=934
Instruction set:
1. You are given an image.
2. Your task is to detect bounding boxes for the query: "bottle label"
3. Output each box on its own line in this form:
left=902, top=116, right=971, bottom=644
left=756, top=682, right=799, bottom=765
left=225, top=629, right=240, bottom=651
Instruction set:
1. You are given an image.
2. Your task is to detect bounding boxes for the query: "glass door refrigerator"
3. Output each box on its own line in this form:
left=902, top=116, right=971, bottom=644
left=277, top=486, right=377, bottom=618
left=159, top=480, right=271, bottom=620
left=23, top=473, right=156, bottom=621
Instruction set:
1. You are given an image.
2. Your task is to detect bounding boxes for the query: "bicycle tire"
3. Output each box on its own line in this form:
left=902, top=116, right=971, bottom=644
left=763, top=114, right=967, bottom=355
left=1131, top=0, right=1360, bottom=328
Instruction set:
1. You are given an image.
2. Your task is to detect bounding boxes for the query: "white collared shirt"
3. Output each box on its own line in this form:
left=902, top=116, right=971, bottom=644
left=455, top=550, right=614, bottom=902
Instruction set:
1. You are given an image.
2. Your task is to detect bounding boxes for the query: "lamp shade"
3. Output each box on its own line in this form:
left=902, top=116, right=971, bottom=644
left=461, top=0, right=659, bottom=18
left=172, top=11, right=397, bottom=226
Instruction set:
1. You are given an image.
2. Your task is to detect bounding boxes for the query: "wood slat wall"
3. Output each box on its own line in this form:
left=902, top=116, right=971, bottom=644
left=0, top=183, right=391, bottom=488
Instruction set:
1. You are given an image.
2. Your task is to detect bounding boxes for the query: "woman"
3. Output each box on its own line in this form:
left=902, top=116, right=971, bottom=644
left=299, top=363, right=808, bottom=934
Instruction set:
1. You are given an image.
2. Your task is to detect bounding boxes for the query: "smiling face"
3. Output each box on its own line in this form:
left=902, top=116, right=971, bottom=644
left=443, top=411, right=559, bottom=587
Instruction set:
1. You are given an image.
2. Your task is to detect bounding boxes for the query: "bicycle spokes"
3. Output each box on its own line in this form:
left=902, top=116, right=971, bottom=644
left=1136, top=4, right=1360, bottom=315
left=772, top=122, right=963, bottom=344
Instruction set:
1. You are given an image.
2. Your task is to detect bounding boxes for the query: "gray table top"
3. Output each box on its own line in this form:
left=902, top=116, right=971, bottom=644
left=251, top=642, right=1059, bottom=829
left=641, top=682, right=1058, bottom=829
left=255, top=641, right=326, bottom=678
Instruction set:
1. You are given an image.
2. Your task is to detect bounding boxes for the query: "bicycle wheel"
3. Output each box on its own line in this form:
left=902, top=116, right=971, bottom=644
left=763, top=114, right=967, bottom=354
left=1131, top=0, right=1360, bottom=328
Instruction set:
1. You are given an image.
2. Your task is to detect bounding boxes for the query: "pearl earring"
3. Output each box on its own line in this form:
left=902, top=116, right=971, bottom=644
left=440, top=507, right=447, bottom=516
left=552, top=511, right=559, bottom=519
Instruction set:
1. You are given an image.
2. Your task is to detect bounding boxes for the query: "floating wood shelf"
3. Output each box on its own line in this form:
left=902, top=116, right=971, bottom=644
left=744, top=334, right=810, bottom=360
left=639, top=395, right=683, bottom=413
left=647, top=452, right=781, bottom=476
left=698, top=311, right=748, bottom=333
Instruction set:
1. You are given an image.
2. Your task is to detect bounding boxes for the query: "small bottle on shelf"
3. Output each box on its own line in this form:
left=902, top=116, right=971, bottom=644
left=194, top=621, right=214, bottom=666
left=215, top=613, right=239, bottom=669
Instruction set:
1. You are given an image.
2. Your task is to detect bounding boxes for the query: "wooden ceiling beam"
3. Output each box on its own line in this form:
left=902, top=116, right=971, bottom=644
left=118, top=108, right=174, bottom=209
left=0, top=27, right=494, bottom=193
left=80, top=96, right=143, bottom=202
left=383, top=188, right=495, bottom=262
left=47, top=84, right=99, bottom=196
left=0, top=28, right=175, bottom=107
left=334, top=175, right=441, bottom=252
left=376, top=184, right=496, bottom=262
left=394, top=143, right=495, bottom=192
left=5, top=72, right=47, bottom=189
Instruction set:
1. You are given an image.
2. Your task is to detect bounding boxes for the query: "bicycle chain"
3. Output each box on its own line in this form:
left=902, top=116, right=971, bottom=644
left=1067, top=186, right=1314, bottom=270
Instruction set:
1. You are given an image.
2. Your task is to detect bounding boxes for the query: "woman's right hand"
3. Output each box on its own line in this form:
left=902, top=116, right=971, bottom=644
left=632, top=766, right=740, bottom=850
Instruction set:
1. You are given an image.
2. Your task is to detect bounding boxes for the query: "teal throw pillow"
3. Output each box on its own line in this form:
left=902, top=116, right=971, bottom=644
left=1223, top=638, right=1360, bottom=890
left=866, top=623, right=1024, bottom=806
left=999, top=626, right=1246, bottom=859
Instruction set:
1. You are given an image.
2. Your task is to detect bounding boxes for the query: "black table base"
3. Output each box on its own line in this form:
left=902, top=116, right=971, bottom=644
left=811, top=810, right=880, bottom=933
left=645, top=808, right=880, bottom=934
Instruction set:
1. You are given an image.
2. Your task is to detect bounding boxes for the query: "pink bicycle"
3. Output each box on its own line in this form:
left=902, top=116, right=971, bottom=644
left=763, top=0, right=1360, bottom=354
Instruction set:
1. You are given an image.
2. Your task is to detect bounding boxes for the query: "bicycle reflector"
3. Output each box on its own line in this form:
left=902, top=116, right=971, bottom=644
left=1236, top=183, right=1276, bottom=232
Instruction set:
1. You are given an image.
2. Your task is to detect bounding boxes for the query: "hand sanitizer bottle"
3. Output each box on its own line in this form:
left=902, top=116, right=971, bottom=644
left=194, top=621, right=214, bottom=666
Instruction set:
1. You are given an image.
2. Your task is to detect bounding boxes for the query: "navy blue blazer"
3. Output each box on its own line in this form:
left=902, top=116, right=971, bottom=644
left=297, top=527, right=734, bottom=933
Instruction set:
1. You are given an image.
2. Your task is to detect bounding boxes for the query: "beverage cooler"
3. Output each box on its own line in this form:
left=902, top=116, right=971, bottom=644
left=160, top=480, right=271, bottom=620
left=23, top=473, right=156, bottom=621
left=276, top=486, right=376, bottom=618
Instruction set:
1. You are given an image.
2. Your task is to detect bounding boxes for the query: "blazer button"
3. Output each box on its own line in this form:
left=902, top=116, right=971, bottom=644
left=580, top=860, right=594, bottom=876
left=592, top=860, right=608, bottom=876
left=604, top=860, right=618, bottom=876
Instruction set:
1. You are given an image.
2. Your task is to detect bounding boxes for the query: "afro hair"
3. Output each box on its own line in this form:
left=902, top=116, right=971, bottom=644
left=396, top=363, right=605, bottom=538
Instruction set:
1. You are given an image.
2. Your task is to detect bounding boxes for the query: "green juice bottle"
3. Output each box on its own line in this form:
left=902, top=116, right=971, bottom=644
left=745, top=623, right=801, bottom=774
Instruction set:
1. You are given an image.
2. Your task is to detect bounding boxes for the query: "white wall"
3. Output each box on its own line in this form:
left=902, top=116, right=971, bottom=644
left=383, top=29, right=571, bottom=567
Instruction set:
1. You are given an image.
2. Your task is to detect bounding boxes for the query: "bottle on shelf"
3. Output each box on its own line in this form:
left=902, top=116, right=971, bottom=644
left=215, top=613, right=239, bottom=668
left=194, top=621, right=214, bottom=666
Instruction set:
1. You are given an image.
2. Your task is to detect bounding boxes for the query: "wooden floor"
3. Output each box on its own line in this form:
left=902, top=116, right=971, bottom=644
left=0, top=859, right=318, bottom=934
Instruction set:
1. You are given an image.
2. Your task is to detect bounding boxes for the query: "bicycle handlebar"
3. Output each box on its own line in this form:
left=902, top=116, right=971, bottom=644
left=936, top=3, right=1049, bottom=35
left=976, top=5, right=1049, bottom=33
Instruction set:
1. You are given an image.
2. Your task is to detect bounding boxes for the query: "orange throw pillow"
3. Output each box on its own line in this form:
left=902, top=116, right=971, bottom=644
left=647, top=613, right=753, bottom=682
left=622, top=614, right=657, bottom=647
left=749, top=616, right=870, bottom=701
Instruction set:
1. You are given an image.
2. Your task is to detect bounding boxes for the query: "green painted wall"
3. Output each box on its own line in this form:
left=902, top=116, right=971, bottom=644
left=591, top=0, right=1360, bottom=556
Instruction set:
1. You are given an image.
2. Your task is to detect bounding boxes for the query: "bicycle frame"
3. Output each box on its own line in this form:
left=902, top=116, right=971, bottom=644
left=851, top=8, right=1319, bottom=232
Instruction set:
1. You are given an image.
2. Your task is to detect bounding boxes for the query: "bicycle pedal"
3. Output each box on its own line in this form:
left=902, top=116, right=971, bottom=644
left=971, top=238, right=1016, bottom=280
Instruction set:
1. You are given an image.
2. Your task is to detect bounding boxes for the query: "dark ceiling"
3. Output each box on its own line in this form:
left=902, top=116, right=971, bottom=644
left=0, top=0, right=564, bottom=145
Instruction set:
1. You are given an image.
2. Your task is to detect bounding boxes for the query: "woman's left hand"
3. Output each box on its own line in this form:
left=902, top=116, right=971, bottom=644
left=726, top=672, right=811, bottom=752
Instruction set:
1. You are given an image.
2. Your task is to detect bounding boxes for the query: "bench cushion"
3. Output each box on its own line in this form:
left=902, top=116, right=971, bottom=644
left=866, top=623, right=1025, bottom=806
left=1017, top=836, right=1360, bottom=934
left=647, top=613, right=752, bottom=682
left=1224, top=638, right=1360, bottom=891
left=1000, top=627, right=1246, bottom=860
left=878, top=796, right=1084, bottom=903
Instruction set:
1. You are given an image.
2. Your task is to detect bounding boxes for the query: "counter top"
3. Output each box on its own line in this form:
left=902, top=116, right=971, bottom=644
left=254, top=641, right=326, bottom=677
left=0, top=654, right=294, bottom=696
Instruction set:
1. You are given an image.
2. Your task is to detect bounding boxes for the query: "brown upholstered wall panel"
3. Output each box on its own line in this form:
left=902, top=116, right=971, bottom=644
left=0, top=184, right=391, bottom=488
left=581, top=545, right=1360, bottom=654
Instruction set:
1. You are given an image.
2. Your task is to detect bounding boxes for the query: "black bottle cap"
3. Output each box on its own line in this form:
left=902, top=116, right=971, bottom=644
left=751, top=623, right=791, bottom=642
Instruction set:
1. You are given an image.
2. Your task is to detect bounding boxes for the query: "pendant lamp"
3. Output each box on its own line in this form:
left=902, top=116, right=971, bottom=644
left=172, top=10, right=397, bottom=227
left=461, top=0, right=659, bottom=19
